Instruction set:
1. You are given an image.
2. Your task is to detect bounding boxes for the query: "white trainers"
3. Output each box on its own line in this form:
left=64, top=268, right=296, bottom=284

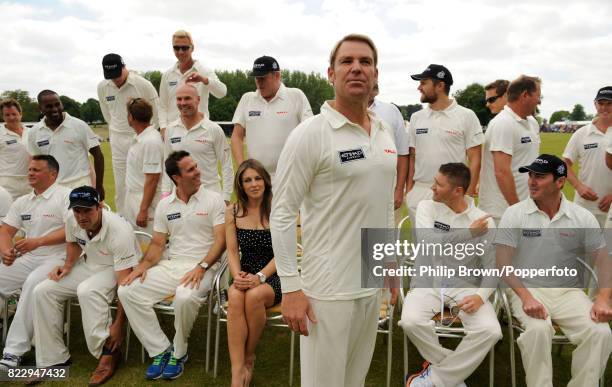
left=0, top=352, right=22, bottom=372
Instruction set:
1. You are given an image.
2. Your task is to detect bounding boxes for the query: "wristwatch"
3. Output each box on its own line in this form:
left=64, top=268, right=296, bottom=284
left=199, top=261, right=210, bottom=270
left=256, top=272, right=266, bottom=284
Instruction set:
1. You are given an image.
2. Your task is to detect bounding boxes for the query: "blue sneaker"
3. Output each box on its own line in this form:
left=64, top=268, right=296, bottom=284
left=145, top=351, right=171, bottom=380
left=161, top=354, right=188, bottom=380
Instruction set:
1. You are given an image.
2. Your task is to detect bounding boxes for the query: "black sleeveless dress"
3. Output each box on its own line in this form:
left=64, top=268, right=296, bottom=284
left=236, top=225, right=282, bottom=306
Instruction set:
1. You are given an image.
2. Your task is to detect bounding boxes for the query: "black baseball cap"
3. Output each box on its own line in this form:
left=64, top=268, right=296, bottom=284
left=595, top=86, right=612, bottom=101
left=411, top=64, right=453, bottom=86
left=68, top=186, right=100, bottom=209
left=102, top=53, right=125, bottom=79
left=249, top=56, right=280, bottom=77
left=519, top=154, right=567, bottom=178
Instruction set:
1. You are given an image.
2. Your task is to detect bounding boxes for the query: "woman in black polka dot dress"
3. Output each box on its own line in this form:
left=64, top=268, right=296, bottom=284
left=225, top=159, right=281, bottom=387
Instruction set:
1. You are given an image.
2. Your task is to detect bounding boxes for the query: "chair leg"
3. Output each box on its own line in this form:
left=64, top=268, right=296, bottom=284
left=141, top=344, right=146, bottom=363
left=489, top=345, right=494, bottom=387
left=124, top=323, right=131, bottom=363
left=2, top=296, right=8, bottom=346
left=64, top=300, right=71, bottom=348
left=403, top=334, right=409, bottom=377
left=205, top=293, right=213, bottom=373
left=213, top=309, right=221, bottom=378
left=508, top=324, right=516, bottom=387
left=386, top=313, right=393, bottom=387
left=289, top=330, right=295, bottom=387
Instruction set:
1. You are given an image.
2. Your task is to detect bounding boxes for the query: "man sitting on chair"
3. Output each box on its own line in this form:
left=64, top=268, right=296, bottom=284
left=400, top=163, right=502, bottom=387
left=118, top=150, right=226, bottom=380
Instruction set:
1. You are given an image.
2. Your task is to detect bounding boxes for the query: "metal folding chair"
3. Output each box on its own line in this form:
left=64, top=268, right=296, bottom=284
left=1, top=291, right=20, bottom=345
left=377, top=290, right=395, bottom=387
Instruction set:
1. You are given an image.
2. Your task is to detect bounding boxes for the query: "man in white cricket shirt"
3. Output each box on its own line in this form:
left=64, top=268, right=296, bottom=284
left=407, top=64, right=483, bottom=223
left=368, top=83, right=409, bottom=210
left=606, top=102, right=612, bottom=228
left=118, top=150, right=226, bottom=380
left=0, top=155, right=69, bottom=371
left=231, top=55, right=313, bottom=179
left=0, top=99, right=30, bottom=199
left=400, top=163, right=501, bottom=387
left=26, top=90, right=105, bottom=198
left=161, top=84, right=233, bottom=202
left=271, top=34, right=398, bottom=387
left=562, top=86, right=612, bottom=227
left=97, top=53, right=160, bottom=215
left=125, top=98, right=164, bottom=234
left=33, top=186, right=141, bottom=385
left=159, top=30, right=227, bottom=137
left=478, top=75, right=542, bottom=223
left=496, top=154, right=612, bottom=387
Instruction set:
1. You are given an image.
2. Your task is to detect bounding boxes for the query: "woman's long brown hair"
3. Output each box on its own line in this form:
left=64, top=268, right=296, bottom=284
left=233, top=159, right=272, bottom=226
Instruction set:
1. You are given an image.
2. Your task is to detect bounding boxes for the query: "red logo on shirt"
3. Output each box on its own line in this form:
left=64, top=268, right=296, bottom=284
left=196, top=212, right=208, bottom=216
left=276, top=111, right=289, bottom=115
left=194, top=138, right=207, bottom=144
left=384, top=149, right=397, bottom=154
left=445, top=129, right=461, bottom=136
left=98, top=250, right=110, bottom=256
left=43, top=214, right=55, bottom=218
left=64, top=139, right=75, bottom=144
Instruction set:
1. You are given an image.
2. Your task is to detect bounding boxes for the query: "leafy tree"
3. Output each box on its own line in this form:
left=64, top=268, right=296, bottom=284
left=282, top=70, right=334, bottom=114
left=397, top=104, right=423, bottom=121
left=143, top=70, right=162, bottom=94
left=569, top=104, right=587, bottom=121
left=0, top=89, right=39, bottom=122
left=81, top=98, right=104, bottom=124
left=59, top=95, right=82, bottom=119
left=549, top=110, right=571, bottom=124
left=453, top=83, right=492, bottom=126
left=209, top=97, right=238, bottom=122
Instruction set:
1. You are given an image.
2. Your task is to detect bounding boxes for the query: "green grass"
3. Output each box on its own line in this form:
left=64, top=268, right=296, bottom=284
left=5, top=129, right=610, bottom=387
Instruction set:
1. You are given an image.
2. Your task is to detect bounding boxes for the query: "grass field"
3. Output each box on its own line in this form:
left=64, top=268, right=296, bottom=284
left=5, top=130, right=611, bottom=387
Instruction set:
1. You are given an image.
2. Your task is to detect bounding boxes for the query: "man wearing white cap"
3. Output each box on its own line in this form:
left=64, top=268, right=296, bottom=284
left=407, top=64, right=483, bottom=223
left=0, top=155, right=69, bottom=372
left=231, top=55, right=312, bottom=179
left=97, top=53, right=160, bottom=215
left=33, top=185, right=141, bottom=385
left=159, top=30, right=227, bottom=137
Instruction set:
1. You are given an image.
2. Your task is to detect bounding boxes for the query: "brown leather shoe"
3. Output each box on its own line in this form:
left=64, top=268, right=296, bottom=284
left=88, top=350, right=121, bottom=386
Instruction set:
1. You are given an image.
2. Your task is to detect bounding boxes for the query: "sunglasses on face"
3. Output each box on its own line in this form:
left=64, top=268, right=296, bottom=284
left=486, top=95, right=500, bottom=104
left=173, top=45, right=191, bottom=52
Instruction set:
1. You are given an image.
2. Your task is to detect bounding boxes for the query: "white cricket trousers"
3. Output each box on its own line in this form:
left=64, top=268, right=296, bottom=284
left=507, top=288, right=612, bottom=387
left=117, top=260, right=216, bottom=359
left=406, top=182, right=432, bottom=226
left=398, top=288, right=502, bottom=387
left=33, top=260, right=116, bottom=367
left=0, top=255, right=63, bottom=356
left=122, top=190, right=159, bottom=235
left=300, top=292, right=381, bottom=387
left=109, top=130, right=133, bottom=215
left=0, top=176, right=29, bottom=200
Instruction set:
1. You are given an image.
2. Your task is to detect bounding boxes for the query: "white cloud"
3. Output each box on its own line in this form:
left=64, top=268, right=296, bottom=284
left=1, top=0, right=610, bottom=120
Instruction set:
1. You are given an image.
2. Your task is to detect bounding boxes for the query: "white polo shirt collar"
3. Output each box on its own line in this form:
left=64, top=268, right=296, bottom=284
left=256, top=83, right=287, bottom=104
left=168, top=185, right=203, bottom=205
left=39, top=183, right=61, bottom=200
left=321, top=101, right=388, bottom=139
left=523, top=194, right=574, bottom=222
left=503, top=105, right=530, bottom=124
left=423, top=99, right=458, bottom=118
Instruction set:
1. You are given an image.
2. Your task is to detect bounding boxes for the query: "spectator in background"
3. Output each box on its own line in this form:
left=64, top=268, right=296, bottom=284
left=159, top=30, right=227, bottom=138
left=0, top=99, right=30, bottom=199
left=225, top=159, right=281, bottom=387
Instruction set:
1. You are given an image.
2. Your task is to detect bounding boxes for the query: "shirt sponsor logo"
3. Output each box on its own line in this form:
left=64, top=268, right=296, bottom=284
left=37, top=139, right=50, bottom=147
left=98, top=250, right=110, bottom=256
left=76, top=237, right=87, bottom=246
left=106, top=96, right=115, bottom=102
left=63, top=139, right=74, bottom=144
left=276, top=111, right=289, bottom=115
left=445, top=129, right=461, bottom=135
left=384, top=149, right=397, bottom=154
left=434, top=221, right=450, bottom=232
left=42, top=214, right=55, bottom=218
left=520, top=136, right=532, bottom=144
left=169, top=81, right=178, bottom=86
left=170, top=137, right=182, bottom=144
left=5, top=139, right=17, bottom=145
left=416, top=128, right=428, bottom=134
left=196, top=212, right=208, bottom=216
left=21, top=214, right=31, bottom=221
left=194, top=138, right=207, bottom=144
left=583, top=143, right=598, bottom=150
left=522, top=229, right=542, bottom=237
left=117, top=254, right=134, bottom=262
left=338, top=148, right=366, bottom=163
left=248, top=111, right=262, bottom=117
left=167, top=212, right=181, bottom=221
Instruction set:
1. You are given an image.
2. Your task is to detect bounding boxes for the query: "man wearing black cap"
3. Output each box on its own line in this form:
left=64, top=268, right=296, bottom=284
left=562, top=86, right=612, bottom=227
left=0, top=155, right=69, bottom=373
left=32, top=186, right=141, bottom=385
left=495, top=154, right=612, bottom=387
left=231, top=55, right=312, bottom=178
left=406, top=64, right=483, bottom=223
left=97, top=53, right=160, bottom=216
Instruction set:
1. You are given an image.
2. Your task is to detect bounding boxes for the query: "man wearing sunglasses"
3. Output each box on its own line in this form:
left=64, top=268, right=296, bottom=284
left=97, top=53, right=160, bottom=216
left=478, top=75, right=541, bottom=223
left=0, top=155, right=70, bottom=373
left=484, top=79, right=509, bottom=115
left=32, top=186, right=141, bottom=386
left=159, top=30, right=227, bottom=138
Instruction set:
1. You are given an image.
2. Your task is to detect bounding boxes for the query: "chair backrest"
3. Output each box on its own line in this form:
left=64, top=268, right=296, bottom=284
left=134, top=230, right=153, bottom=256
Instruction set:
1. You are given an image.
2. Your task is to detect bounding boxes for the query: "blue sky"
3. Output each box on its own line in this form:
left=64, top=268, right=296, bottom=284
left=2, top=0, right=611, bottom=120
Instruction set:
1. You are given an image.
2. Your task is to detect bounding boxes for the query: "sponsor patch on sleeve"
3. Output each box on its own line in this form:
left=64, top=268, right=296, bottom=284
left=522, top=229, right=542, bottom=237
left=520, top=136, right=532, bottom=144
left=166, top=212, right=181, bottom=221
left=5, top=139, right=17, bottom=145
left=338, top=148, right=366, bottom=163
left=76, top=237, right=87, bottom=246
left=434, top=221, right=450, bottom=232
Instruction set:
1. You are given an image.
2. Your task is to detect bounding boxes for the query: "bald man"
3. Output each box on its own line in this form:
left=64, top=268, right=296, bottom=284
left=161, top=84, right=232, bottom=202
